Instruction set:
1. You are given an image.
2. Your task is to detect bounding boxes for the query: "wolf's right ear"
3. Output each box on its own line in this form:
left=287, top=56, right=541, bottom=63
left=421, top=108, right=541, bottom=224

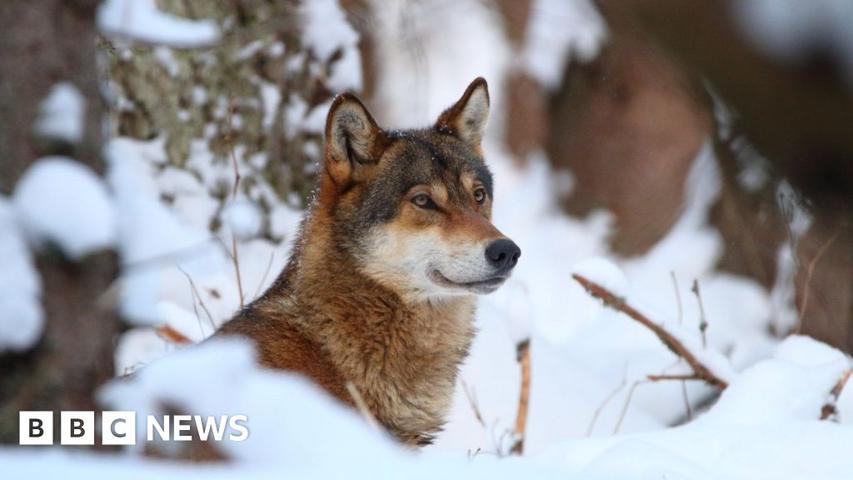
left=435, top=77, right=490, bottom=148
left=324, top=93, right=386, bottom=188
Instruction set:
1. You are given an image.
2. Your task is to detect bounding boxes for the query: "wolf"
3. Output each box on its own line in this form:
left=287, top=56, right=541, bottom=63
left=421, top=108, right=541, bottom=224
left=217, top=77, right=521, bottom=445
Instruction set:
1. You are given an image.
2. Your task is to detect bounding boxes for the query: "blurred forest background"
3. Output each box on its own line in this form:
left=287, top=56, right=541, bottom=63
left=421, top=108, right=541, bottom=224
left=0, top=0, right=851, bottom=462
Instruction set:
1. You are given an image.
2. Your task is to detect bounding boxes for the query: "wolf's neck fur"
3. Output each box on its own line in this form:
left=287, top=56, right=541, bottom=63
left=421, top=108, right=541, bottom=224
left=253, top=197, right=477, bottom=444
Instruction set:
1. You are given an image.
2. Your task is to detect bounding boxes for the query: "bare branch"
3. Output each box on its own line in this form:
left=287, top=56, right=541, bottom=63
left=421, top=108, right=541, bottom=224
left=821, top=369, right=852, bottom=421
left=155, top=324, right=193, bottom=345
left=510, top=339, right=532, bottom=455
left=572, top=274, right=728, bottom=389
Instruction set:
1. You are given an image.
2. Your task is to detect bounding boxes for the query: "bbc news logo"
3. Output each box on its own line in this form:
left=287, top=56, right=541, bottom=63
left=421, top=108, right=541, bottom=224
left=19, top=411, right=248, bottom=445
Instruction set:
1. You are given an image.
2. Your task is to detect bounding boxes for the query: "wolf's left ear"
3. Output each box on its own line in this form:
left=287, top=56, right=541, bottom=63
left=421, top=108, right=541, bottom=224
left=435, top=77, right=490, bottom=147
left=324, top=93, right=386, bottom=188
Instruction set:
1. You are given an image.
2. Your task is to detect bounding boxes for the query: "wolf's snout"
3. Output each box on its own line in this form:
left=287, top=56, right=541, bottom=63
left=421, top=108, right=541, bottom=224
left=485, top=238, right=521, bottom=272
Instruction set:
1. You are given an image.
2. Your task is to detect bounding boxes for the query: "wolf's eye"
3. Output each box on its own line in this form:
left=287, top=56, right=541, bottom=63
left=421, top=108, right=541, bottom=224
left=473, top=187, right=487, bottom=204
left=412, top=193, right=437, bottom=210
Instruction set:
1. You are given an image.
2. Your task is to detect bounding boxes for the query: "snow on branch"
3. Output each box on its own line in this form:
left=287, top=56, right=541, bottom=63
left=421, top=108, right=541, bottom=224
left=572, top=273, right=729, bottom=389
left=97, top=0, right=220, bottom=48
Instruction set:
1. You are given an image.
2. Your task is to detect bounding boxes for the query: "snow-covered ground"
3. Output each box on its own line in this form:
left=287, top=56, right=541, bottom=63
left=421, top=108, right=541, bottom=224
left=3, top=0, right=852, bottom=478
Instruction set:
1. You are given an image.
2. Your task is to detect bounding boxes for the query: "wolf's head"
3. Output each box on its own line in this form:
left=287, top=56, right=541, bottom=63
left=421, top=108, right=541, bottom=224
left=319, top=78, right=520, bottom=301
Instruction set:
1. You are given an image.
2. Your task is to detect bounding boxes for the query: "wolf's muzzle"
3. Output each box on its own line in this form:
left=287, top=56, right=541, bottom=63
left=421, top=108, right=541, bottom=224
left=485, top=238, right=521, bottom=273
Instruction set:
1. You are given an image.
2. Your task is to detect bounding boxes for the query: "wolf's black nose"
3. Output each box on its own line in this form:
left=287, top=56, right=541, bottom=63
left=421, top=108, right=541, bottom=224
left=485, top=239, right=521, bottom=271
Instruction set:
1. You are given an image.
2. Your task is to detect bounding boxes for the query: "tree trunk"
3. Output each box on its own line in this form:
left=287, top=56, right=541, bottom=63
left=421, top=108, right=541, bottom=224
left=0, top=0, right=119, bottom=444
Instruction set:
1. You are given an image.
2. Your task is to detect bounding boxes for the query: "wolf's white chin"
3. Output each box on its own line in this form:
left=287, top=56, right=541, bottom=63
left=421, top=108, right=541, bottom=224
left=427, top=269, right=507, bottom=295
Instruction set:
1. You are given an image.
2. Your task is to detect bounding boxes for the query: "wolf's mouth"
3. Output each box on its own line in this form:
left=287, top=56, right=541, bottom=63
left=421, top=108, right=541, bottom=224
left=428, top=269, right=507, bottom=294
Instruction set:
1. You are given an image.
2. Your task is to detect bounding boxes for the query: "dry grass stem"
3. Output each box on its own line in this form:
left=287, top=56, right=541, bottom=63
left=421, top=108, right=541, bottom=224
left=691, top=279, right=708, bottom=348
left=797, top=231, right=840, bottom=334
left=587, top=371, right=628, bottom=436
left=226, top=98, right=245, bottom=308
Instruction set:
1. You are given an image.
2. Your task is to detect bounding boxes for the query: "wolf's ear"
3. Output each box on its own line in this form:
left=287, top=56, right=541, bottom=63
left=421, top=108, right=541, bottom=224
left=435, top=77, right=490, bottom=147
left=324, top=93, right=386, bottom=188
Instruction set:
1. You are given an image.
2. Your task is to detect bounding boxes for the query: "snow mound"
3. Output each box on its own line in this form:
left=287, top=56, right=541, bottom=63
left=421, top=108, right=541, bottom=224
left=12, top=157, right=117, bottom=260
left=704, top=335, right=850, bottom=425
left=100, top=338, right=394, bottom=464
left=98, top=0, right=220, bottom=48
left=97, top=338, right=569, bottom=479
left=0, top=199, right=43, bottom=353
left=543, top=337, right=853, bottom=479
left=33, top=82, right=85, bottom=143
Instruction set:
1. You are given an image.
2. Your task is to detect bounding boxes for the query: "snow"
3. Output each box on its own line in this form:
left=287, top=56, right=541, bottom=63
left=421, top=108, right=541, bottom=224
left=221, top=199, right=262, bottom=241
left=33, top=82, right=85, bottom=144
left=8, top=0, right=853, bottom=478
left=366, top=2, right=784, bottom=456
left=522, top=0, right=607, bottom=89
left=301, top=0, right=363, bottom=92
left=370, top=0, right=511, bottom=129
left=12, top=157, right=117, bottom=260
left=706, top=336, right=847, bottom=425
left=734, top=0, right=853, bottom=83
left=95, top=338, right=570, bottom=479
left=769, top=180, right=813, bottom=335
left=105, top=138, right=226, bottom=327
left=97, top=0, right=220, bottom=48
left=540, top=336, right=853, bottom=479
left=7, top=337, right=852, bottom=479
left=0, top=199, right=43, bottom=353
left=571, top=257, right=629, bottom=298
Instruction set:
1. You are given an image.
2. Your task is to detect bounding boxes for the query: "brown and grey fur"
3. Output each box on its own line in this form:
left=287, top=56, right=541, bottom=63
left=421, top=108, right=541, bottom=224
left=216, top=78, right=520, bottom=445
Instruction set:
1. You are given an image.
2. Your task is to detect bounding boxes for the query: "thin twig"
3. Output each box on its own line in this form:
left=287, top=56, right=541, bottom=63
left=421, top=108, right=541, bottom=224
left=586, top=368, right=628, bottom=436
left=671, top=271, right=683, bottom=324
left=797, top=231, right=840, bottom=334
left=647, top=374, right=705, bottom=382
left=670, top=272, right=692, bottom=419
left=613, top=379, right=649, bottom=434
left=691, top=280, right=708, bottom=349
left=178, top=266, right=216, bottom=333
left=461, top=380, right=487, bottom=429
left=572, top=274, right=728, bottom=389
left=253, top=251, right=276, bottom=299
left=226, top=98, right=245, bottom=308
left=681, top=381, right=693, bottom=421
left=345, top=381, right=382, bottom=432
left=230, top=236, right=245, bottom=308
left=510, top=339, right=532, bottom=456
left=821, top=369, right=852, bottom=421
